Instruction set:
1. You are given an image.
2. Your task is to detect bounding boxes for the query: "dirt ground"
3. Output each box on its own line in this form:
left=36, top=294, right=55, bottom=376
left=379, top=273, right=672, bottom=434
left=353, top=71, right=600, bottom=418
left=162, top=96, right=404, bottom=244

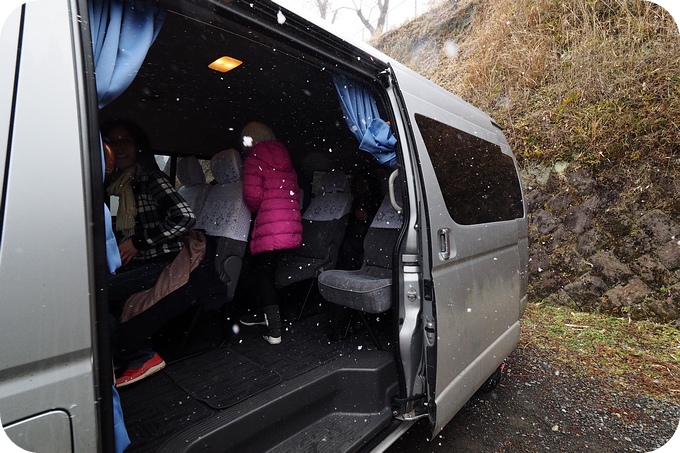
left=387, top=342, right=680, bottom=452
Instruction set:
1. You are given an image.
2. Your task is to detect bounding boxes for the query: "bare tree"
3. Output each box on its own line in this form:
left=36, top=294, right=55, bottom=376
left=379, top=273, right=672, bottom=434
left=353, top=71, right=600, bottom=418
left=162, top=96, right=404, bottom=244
left=352, top=0, right=390, bottom=37
left=303, top=0, right=392, bottom=37
left=304, top=0, right=340, bottom=23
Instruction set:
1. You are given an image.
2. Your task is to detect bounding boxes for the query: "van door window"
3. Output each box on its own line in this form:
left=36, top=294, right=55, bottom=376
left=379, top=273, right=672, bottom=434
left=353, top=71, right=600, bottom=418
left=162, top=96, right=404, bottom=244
left=414, top=113, right=524, bottom=224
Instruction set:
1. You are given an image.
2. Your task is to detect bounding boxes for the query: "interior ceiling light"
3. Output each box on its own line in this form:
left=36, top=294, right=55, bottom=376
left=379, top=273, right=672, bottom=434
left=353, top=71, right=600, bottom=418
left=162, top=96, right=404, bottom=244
left=208, top=56, right=242, bottom=73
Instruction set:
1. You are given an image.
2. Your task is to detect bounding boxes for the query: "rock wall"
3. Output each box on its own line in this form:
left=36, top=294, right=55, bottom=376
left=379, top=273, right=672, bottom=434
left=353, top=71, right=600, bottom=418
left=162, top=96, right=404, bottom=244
left=523, top=162, right=680, bottom=325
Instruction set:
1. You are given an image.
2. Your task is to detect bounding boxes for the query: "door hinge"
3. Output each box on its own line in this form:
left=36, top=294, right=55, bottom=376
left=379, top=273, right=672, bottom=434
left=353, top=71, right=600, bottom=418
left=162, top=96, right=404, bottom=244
left=392, top=393, right=428, bottom=420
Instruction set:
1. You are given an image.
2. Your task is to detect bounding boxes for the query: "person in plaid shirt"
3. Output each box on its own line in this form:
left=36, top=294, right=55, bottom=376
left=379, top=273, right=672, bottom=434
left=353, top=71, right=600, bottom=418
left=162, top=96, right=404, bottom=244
left=103, top=119, right=197, bottom=386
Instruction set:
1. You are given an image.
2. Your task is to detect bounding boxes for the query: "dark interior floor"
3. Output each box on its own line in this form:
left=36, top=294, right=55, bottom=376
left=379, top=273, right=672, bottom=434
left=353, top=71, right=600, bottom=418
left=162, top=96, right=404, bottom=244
left=118, top=287, right=396, bottom=453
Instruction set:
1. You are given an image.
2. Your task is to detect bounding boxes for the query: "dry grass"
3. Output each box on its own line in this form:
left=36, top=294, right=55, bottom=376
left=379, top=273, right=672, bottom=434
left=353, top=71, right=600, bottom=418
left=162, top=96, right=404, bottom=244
left=374, top=0, right=680, bottom=168
left=522, top=303, right=680, bottom=404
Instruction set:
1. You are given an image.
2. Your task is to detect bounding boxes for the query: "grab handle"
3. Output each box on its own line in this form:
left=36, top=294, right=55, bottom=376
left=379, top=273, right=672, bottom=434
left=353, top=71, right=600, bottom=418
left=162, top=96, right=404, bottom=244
left=388, top=169, right=402, bottom=214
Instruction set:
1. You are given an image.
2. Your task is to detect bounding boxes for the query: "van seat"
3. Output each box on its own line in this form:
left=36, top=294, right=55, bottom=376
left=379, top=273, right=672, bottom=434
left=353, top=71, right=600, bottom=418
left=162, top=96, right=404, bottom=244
left=274, top=171, right=352, bottom=289
left=194, top=148, right=251, bottom=302
left=177, top=156, right=210, bottom=218
left=317, top=194, right=402, bottom=314
left=171, top=150, right=251, bottom=351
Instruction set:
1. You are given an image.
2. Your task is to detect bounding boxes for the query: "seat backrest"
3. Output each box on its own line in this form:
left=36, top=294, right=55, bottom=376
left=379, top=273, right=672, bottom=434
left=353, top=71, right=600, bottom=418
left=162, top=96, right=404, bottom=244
left=177, top=156, right=210, bottom=218
left=194, top=149, right=251, bottom=300
left=362, top=192, right=403, bottom=269
left=297, top=171, right=352, bottom=259
left=195, top=149, right=251, bottom=241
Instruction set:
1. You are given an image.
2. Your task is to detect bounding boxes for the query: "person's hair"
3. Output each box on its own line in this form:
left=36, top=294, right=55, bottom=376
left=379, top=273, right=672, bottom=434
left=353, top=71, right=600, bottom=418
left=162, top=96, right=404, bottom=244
left=240, top=121, right=277, bottom=155
left=100, top=119, right=160, bottom=172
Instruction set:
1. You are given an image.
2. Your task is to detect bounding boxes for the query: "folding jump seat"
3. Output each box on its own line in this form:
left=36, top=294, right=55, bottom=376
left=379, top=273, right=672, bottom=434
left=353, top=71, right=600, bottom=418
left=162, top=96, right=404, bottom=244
left=317, top=191, right=403, bottom=348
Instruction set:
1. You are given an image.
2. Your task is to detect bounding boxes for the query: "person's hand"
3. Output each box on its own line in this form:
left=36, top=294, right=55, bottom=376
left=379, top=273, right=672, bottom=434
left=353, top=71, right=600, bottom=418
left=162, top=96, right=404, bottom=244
left=118, top=238, right=139, bottom=266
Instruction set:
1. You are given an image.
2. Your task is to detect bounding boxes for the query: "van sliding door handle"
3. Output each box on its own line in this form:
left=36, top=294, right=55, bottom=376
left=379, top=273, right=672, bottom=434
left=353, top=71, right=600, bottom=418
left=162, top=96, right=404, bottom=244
left=438, top=228, right=451, bottom=260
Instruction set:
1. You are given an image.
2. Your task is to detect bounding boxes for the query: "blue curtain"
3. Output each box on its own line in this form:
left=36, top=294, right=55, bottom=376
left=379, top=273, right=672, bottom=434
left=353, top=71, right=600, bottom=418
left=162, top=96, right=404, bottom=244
left=101, top=136, right=121, bottom=274
left=89, top=0, right=166, bottom=109
left=333, top=75, right=397, bottom=168
left=89, top=2, right=165, bottom=452
left=89, top=0, right=165, bottom=273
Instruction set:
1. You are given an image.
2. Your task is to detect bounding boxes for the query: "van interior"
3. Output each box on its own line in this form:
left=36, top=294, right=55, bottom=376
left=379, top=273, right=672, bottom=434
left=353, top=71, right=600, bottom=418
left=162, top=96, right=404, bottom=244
left=100, top=1, right=409, bottom=451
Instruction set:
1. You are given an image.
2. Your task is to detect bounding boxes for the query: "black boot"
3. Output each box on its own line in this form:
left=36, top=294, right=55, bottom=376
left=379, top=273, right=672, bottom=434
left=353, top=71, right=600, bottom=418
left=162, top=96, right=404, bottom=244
left=262, top=305, right=282, bottom=345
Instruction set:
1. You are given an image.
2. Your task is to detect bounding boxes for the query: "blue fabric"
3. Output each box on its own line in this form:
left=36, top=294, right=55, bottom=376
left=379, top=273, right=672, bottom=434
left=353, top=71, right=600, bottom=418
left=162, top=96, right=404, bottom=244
left=333, top=75, right=397, bottom=168
left=105, top=203, right=122, bottom=273
left=112, top=385, right=131, bottom=453
left=89, top=0, right=165, bottom=109
left=89, top=2, right=165, bottom=451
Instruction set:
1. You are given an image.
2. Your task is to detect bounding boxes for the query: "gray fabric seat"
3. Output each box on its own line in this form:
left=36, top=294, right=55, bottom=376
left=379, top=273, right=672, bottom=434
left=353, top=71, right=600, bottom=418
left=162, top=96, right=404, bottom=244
left=317, top=194, right=403, bottom=314
left=194, top=148, right=251, bottom=301
left=275, top=171, right=352, bottom=288
left=177, top=155, right=210, bottom=219
left=176, top=149, right=251, bottom=350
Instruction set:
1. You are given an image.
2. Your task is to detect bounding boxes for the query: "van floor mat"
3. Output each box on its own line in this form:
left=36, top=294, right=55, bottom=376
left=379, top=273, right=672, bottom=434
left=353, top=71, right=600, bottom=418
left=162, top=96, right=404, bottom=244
left=228, top=313, right=375, bottom=380
left=164, top=348, right=282, bottom=409
left=118, top=371, right=213, bottom=453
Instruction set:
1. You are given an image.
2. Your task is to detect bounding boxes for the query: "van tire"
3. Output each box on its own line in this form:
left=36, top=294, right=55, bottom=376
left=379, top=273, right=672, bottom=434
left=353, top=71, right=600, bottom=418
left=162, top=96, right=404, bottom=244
left=477, top=362, right=506, bottom=394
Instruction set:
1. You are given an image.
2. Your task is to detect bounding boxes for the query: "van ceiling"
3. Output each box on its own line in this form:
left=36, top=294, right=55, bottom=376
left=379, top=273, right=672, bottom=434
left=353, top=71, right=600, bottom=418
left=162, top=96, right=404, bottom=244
left=100, top=6, right=366, bottom=168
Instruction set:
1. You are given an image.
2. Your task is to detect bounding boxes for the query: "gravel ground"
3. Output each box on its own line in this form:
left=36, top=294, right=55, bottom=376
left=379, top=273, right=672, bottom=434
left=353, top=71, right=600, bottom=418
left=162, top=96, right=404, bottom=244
left=387, top=342, right=680, bottom=452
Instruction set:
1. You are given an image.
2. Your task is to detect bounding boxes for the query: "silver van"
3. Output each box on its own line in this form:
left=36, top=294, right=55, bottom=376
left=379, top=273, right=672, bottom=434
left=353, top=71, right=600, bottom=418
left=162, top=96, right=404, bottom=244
left=0, top=0, right=528, bottom=451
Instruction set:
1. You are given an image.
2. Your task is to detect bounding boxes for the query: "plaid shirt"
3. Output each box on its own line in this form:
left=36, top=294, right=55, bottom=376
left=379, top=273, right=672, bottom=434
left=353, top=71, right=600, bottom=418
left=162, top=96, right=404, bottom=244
left=130, top=169, right=196, bottom=261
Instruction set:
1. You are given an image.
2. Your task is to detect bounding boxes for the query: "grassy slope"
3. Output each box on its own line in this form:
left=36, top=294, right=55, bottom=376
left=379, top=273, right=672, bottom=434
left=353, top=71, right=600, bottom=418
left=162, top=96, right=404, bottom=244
left=373, top=0, right=680, bottom=403
left=374, top=0, right=680, bottom=167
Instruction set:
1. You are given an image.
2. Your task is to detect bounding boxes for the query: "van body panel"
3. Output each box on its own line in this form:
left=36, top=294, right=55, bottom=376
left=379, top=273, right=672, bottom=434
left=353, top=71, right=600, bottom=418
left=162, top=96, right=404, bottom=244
left=0, top=5, right=21, bottom=216
left=390, top=63, right=527, bottom=434
left=434, top=321, right=520, bottom=431
left=4, top=409, right=73, bottom=452
left=0, top=0, right=528, bottom=450
left=0, top=0, right=98, bottom=450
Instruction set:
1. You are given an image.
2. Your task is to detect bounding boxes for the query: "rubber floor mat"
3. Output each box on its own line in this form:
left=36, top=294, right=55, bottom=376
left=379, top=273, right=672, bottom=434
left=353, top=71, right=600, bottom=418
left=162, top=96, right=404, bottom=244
left=164, top=348, right=281, bottom=409
left=118, top=371, right=213, bottom=453
left=229, top=314, right=367, bottom=380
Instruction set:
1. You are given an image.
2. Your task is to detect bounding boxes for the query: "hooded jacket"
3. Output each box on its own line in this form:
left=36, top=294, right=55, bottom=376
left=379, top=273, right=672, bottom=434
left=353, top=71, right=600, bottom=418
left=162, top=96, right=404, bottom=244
left=243, top=140, right=302, bottom=254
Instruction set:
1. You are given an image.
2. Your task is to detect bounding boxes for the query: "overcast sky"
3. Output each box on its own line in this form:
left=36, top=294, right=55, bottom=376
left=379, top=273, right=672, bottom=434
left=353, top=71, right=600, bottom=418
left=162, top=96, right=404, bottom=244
left=275, top=0, right=434, bottom=41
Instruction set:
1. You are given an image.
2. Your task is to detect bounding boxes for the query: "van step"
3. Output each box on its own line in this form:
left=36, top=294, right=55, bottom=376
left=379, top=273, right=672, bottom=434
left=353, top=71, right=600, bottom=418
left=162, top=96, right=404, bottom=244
left=269, top=412, right=391, bottom=453
left=159, top=351, right=398, bottom=452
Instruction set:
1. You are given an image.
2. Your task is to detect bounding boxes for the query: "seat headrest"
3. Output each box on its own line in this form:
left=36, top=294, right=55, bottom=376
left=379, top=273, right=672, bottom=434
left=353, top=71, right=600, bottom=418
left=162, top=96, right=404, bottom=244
left=321, top=172, right=347, bottom=194
left=177, top=156, right=206, bottom=187
left=211, top=148, right=243, bottom=184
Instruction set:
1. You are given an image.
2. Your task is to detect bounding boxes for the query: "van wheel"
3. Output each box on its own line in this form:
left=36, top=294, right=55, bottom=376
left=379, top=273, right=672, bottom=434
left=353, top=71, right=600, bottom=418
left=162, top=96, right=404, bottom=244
left=477, top=361, right=506, bottom=394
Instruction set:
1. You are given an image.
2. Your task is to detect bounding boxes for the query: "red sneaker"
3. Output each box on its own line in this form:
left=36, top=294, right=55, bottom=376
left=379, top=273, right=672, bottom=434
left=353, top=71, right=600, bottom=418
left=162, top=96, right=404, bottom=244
left=115, top=353, right=165, bottom=388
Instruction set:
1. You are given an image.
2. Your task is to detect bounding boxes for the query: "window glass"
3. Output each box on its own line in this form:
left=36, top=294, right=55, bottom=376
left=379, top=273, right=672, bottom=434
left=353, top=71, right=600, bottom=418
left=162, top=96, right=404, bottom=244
left=415, top=114, right=523, bottom=225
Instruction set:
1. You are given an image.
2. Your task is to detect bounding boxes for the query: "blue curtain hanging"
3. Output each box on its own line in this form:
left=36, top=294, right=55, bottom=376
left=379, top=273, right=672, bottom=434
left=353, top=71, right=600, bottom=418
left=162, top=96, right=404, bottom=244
left=333, top=75, right=397, bottom=168
left=89, top=0, right=166, bottom=109
left=89, top=2, right=165, bottom=452
left=89, top=0, right=166, bottom=274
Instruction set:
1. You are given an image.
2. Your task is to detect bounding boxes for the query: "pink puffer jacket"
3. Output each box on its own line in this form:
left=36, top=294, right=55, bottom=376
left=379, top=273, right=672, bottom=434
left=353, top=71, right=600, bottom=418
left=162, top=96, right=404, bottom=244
left=243, top=140, right=302, bottom=255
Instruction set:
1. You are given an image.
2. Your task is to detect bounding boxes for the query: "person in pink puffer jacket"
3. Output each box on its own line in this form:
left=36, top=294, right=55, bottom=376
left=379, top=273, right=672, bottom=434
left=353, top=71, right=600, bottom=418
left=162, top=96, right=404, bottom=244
left=240, top=121, right=302, bottom=344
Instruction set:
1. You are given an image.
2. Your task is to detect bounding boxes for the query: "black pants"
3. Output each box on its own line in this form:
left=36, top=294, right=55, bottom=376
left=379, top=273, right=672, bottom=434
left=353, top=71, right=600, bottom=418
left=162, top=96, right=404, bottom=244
left=108, top=256, right=176, bottom=316
left=250, top=250, right=282, bottom=310
left=109, top=246, right=215, bottom=362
